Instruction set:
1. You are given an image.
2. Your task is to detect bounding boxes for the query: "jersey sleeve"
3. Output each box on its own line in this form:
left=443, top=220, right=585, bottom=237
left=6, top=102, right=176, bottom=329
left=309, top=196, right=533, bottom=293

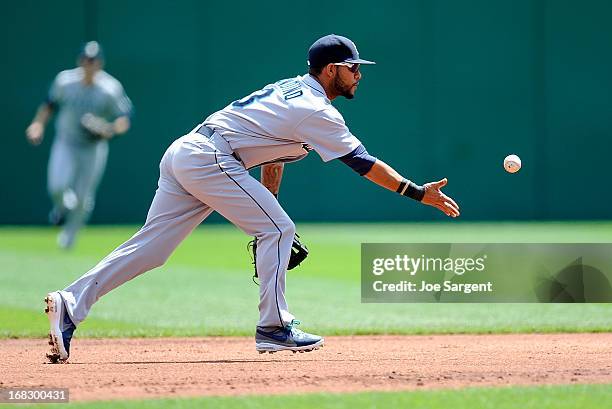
left=108, top=83, right=133, bottom=118
left=46, top=74, right=63, bottom=106
left=294, top=107, right=361, bottom=162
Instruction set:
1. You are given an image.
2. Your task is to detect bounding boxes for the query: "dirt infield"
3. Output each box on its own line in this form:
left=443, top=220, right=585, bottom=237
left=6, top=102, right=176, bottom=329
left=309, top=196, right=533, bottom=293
left=2, top=333, right=611, bottom=401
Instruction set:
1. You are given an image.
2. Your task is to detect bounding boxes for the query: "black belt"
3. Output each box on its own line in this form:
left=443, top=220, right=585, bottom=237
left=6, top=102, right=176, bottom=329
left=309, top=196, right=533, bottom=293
left=196, top=125, right=241, bottom=162
left=196, top=125, right=214, bottom=138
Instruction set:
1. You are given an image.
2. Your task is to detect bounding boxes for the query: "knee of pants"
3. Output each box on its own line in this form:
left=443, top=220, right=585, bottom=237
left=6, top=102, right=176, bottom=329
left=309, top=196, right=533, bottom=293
left=48, top=177, right=71, bottom=198
left=81, top=195, right=95, bottom=213
left=280, top=219, right=296, bottom=238
left=256, top=218, right=295, bottom=241
left=146, top=252, right=172, bottom=270
left=273, top=217, right=295, bottom=239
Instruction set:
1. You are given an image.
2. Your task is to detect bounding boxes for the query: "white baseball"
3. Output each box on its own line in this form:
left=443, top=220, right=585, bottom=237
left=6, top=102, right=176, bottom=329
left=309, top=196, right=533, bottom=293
left=504, top=154, right=521, bottom=173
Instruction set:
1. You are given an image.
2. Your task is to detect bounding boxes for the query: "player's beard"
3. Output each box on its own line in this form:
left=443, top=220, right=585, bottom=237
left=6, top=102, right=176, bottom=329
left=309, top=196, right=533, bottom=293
left=332, top=74, right=356, bottom=99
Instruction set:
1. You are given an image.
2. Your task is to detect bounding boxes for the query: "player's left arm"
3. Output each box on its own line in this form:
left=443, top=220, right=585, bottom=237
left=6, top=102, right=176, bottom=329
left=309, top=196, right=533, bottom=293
left=112, top=115, right=130, bottom=135
left=261, top=163, right=284, bottom=198
left=106, top=81, right=133, bottom=137
left=80, top=113, right=130, bottom=140
left=95, top=79, right=132, bottom=139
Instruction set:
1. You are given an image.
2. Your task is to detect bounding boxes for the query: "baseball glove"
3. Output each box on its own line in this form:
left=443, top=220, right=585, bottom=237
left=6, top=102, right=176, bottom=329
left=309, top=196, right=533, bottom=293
left=247, top=233, right=309, bottom=283
left=81, top=113, right=114, bottom=140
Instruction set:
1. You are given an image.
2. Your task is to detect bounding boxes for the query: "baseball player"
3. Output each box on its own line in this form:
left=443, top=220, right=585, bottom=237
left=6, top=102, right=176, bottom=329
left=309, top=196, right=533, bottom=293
left=43, top=34, right=459, bottom=362
left=26, top=41, right=133, bottom=249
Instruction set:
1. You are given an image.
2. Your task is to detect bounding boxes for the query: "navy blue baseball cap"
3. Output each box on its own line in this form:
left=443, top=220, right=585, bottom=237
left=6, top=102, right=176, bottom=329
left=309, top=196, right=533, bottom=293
left=79, top=41, right=104, bottom=60
left=308, top=34, right=375, bottom=69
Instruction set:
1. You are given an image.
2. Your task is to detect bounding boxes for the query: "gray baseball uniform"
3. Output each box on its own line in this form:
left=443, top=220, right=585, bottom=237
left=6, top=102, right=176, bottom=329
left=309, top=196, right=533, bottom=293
left=59, top=74, right=361, bottom=328
left=47, top=67, right=132, bottom=246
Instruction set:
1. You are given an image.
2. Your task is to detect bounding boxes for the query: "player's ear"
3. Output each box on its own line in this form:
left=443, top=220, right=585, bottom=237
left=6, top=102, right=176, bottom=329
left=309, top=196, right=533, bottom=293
left=323, top=63, right=336, bottom=79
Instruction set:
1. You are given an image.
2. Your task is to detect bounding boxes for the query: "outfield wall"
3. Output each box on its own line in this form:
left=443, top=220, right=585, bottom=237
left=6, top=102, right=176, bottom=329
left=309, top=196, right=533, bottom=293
left=3, top=0, right=611, bottom=223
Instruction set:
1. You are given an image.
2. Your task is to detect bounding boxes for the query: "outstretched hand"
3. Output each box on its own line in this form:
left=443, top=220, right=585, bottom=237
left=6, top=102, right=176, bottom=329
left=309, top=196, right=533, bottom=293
left=421, top=178, right=460, bottom=218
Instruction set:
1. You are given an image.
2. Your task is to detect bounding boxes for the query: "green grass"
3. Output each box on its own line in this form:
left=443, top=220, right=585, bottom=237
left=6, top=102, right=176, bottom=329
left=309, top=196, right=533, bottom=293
left=17, top=384, right=612, bottom=409
left=1, top=222, right=611, bottom=337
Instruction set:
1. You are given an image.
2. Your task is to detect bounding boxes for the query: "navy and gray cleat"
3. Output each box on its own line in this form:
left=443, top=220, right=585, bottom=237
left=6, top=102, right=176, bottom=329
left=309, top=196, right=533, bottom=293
left=255, top=320, right=324, bottom=353
left=44, top=292, right=76, bottom=363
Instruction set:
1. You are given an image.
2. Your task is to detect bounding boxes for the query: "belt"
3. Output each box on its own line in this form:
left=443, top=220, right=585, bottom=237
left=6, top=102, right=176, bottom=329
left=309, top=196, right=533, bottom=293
left=196, top=125, right=241, bottom=162
left=196, top=124, right=214, bottom=138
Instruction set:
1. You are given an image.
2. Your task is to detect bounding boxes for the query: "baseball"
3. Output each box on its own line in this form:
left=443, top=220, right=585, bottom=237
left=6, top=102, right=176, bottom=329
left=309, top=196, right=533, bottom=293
left=504, top=154, right=521, bottom=173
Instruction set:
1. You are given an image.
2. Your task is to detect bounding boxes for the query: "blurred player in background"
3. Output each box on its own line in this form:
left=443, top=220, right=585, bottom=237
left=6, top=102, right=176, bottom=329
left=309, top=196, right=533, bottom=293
left=26, top=41, right=133, bottom=249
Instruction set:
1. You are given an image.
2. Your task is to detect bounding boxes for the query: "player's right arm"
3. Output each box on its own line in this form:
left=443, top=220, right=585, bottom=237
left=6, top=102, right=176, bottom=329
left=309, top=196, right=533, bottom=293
left=26, top=72, right=64, bottom=146
left=362, top=159, right=460, bottom=218
left=337, top=146, right=459, bottom=217
left=26, top=102, right=54, bottom=146
left=295, top=108, right=460, bottom=218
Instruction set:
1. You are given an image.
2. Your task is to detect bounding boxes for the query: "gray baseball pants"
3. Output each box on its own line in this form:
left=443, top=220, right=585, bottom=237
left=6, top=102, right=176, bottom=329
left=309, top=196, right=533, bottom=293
left=48, top=139, right=108, bottom=240
left=59, top=128, right=296, bottom=328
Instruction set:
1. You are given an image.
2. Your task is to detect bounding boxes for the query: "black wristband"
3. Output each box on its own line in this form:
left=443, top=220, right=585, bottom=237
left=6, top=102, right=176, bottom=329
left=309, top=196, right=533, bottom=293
left=401, top=181, right=425, bottom=201
left=396, top=178, right=408, bottom=194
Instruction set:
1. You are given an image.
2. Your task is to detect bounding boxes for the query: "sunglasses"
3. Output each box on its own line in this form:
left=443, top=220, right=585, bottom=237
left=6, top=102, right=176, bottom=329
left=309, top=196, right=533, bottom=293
left=333, top=62, right=360, bottom=73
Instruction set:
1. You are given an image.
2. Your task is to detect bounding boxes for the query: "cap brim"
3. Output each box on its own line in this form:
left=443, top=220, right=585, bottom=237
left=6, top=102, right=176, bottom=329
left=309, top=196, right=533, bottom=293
left=345, top=58, right=376, bottom=65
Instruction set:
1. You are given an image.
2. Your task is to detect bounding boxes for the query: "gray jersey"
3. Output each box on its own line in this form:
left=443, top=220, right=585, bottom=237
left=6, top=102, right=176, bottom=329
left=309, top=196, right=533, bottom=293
left=48, top=68, right=132, bottom=145
left=204, top=74, right=361, bottom=169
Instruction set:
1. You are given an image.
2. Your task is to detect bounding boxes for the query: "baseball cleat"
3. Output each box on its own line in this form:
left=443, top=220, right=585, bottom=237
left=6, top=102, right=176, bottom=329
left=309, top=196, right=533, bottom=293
left=44, top=292, right=76, bottom=363
left=255, top=320, right=324, bottom=353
